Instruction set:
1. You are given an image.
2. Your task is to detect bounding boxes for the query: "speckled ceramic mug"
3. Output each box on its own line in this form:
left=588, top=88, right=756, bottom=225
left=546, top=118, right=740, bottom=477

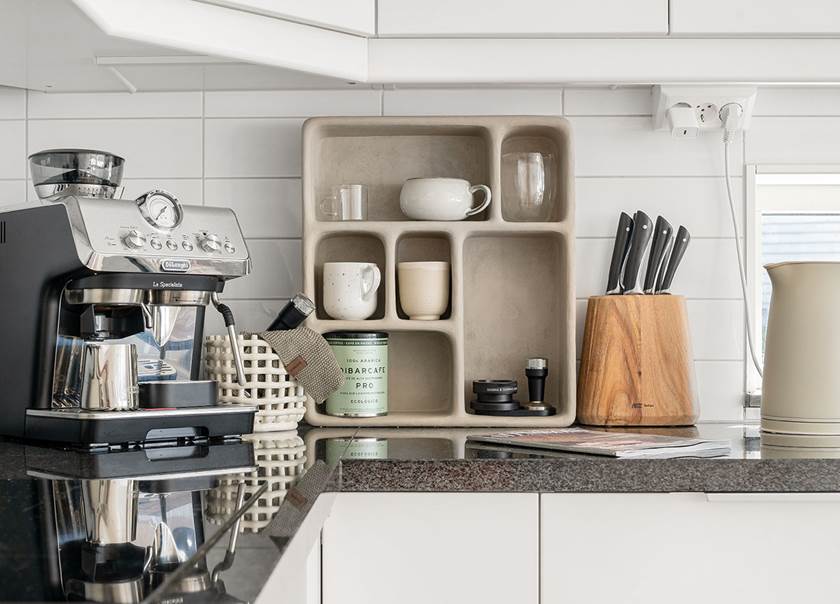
left=323, top=262, right=382, bottom=320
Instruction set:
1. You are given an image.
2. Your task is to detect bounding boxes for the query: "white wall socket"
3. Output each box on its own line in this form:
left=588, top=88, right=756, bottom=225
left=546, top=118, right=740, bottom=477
left=652, top=85, right=757, bottom=133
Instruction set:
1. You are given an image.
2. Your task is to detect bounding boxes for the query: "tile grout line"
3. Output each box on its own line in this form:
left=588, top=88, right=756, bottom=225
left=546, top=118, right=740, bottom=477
left=201, top=90, right=206, bottom=205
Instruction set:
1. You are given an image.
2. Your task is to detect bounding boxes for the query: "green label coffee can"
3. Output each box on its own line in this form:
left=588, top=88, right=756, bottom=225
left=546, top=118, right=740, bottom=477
left=324, top=331, right=388, bottom=417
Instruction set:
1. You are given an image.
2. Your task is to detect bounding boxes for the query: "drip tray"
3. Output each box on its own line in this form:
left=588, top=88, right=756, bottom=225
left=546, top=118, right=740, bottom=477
left=139, top=380, right=218, bottom=408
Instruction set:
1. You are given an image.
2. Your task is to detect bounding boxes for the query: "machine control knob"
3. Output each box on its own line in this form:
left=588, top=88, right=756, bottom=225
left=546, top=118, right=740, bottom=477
left=199, top=233, right=222, bottom=253
left=123, top=229, right=147, bottom=249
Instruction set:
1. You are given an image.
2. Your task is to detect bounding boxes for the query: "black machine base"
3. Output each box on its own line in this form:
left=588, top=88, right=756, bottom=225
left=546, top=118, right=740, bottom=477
left=139, top=380, right=218, bottom=409
left=25, top=406, right=256, bottom=447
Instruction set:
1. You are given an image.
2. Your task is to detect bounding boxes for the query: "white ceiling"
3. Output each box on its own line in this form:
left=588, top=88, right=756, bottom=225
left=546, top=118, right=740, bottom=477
left=0, top=0, right=360, bottom=92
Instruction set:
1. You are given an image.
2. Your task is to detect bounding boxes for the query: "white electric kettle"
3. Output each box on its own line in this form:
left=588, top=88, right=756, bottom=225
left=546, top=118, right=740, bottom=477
left=762, top=261, right=840, bottom=442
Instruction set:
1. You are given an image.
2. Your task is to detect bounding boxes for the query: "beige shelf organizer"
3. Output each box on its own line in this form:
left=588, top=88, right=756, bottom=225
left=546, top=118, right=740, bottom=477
left=302, top=116, right=575, bottom=427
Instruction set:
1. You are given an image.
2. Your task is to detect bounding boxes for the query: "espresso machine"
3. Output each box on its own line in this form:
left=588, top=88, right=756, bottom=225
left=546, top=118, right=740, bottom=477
left=0, top=149, right=256, bottom=446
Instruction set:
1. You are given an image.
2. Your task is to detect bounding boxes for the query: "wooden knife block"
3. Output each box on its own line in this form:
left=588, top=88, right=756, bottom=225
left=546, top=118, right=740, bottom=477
left=577, top=295, right=699, bottom=426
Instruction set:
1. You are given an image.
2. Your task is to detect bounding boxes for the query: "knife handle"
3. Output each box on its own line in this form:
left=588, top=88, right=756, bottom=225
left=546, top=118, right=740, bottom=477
left=643, top=216, right=673, bottom=294
left=621, top=211, right=654, bottom=294
left=655, top=235, right=674, bottom=293
left=657, top=225, right=690, bottom=294
left=606, top=212, right=633, bottom=295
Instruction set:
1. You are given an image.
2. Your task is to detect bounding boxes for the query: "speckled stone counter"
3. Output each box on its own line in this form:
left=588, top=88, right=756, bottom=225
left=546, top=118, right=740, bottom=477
left=334, top=457, right=840, bottom=493
left=321, top=423, right=840, bottom=494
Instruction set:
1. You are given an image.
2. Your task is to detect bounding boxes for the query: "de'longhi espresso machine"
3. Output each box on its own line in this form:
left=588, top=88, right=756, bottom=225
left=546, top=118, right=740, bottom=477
left=0, top=149, right=256, bottom=446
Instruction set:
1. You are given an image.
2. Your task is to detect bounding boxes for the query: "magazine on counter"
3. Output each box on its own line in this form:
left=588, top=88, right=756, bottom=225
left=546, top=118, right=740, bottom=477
left=466, top=427, right=731, bottom=459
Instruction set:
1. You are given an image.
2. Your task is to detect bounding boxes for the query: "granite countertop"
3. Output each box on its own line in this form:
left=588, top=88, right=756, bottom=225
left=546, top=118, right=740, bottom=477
left=3, top=423, right=840, bottom=603
left=329, top=424, right=840, bottom=493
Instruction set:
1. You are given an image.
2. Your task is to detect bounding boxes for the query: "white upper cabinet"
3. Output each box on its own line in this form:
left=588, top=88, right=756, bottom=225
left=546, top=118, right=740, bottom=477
left=671, top=0, right=840, bottom=34
left=377, top=0, right=668, bottom=36
left=199, top=0, right=376, bottom=35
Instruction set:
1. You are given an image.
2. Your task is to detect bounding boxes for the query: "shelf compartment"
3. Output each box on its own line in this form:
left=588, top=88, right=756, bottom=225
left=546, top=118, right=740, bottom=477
left=305, top=119, right=493, bottom=222
left=314, top=233, right=387, bottom=320
left=463, top=233, right=575, bottom=422
left=500, top=126, right=572, bottom=223
left=395, top=233, right=453, bottom=321
left=310, top=330, right=456, bottom=425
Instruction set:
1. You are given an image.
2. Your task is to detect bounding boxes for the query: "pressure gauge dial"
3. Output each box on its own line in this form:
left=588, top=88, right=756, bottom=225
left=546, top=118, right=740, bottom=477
left=136, top=189, right=183, bottom=230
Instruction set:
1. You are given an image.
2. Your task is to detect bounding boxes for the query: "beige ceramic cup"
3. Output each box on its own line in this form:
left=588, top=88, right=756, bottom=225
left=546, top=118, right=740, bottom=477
left=397, top=261, right=450, bottom=320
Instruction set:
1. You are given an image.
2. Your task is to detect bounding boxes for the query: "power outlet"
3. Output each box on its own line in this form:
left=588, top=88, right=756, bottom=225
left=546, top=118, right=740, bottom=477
left=652, top=86, right=757, bottom=133
left=697, top=103, right=721, bottom=127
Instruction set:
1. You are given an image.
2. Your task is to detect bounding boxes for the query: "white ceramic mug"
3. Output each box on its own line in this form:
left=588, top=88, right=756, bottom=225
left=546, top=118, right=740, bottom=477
left=400, top=177, right=492, bottom=221
left=323, top=262, right=382, bottom=320
left=398, top=261, right=450, bottom=320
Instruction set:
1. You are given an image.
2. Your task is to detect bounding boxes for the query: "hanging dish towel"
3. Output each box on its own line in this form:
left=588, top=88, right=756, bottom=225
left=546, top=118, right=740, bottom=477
left=254, top=327, right=344, bottom=404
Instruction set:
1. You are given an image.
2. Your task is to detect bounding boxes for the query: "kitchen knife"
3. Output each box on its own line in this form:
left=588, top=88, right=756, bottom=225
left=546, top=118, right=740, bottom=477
left=605, top=212, right=634, bottom=294
left=621, top=210, right=654, bottom=294
left=643, top=216, right=673, bottom=294
left=655, top=234, right=674, bottom=293
left=656, top=225, right=690, bottom=294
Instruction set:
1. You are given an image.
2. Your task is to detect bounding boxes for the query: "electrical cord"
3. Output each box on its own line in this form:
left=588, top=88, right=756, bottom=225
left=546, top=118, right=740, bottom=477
left=721, top=103, right=764, bottom=377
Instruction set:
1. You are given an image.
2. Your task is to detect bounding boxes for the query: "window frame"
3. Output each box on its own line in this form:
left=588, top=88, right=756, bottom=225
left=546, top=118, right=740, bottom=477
left=745, top=164, right=840, bottom=395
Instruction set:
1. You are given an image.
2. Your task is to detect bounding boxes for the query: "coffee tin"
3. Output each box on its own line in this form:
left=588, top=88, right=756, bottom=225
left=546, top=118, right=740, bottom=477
left=324, top=332, right=388, bottom=417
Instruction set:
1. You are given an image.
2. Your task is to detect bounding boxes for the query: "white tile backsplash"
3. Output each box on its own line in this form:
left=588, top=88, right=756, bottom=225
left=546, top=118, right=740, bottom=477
left=575, top=237, right=742, bottom=299
left=0, top=180, right=27, bottom=207
left=686, top=300, right=744, bottom=360
left=205, top=90, right=381, bottom=118
left=27, top=91, right=202, bottom=119
left=205, top=178, right=302, bottom=238
left=204, top=118, right=304, bottom=178
left=223, top=239, right=302, bottom=299
left=695, top=361, right=745, bottom=422
left=0, top=121, right=25, bottom=178
left=383, top=88, right=564, bottom=116
left=28, top=119, right=202, bottom=178
left=4, top=86, right=832, bottom=421
left=576, top=177, right=743, bottom=237
left=0, top=87, right=25, bottom=119
left=571, top=116, right=741, bottom=177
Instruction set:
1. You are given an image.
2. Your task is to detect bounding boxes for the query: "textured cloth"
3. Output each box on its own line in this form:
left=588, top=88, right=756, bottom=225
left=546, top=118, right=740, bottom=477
left=255, top=327, right=344, bottom=404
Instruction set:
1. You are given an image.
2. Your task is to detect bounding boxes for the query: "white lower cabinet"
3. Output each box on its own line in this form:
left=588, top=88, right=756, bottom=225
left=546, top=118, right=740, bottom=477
left=541, top=493, right=840, bottom=604
left=321, top=492, right=539, bottom=604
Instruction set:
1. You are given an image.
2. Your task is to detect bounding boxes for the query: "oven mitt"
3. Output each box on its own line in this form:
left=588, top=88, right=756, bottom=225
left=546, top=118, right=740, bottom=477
left=255, top=327, right=344, bottom=404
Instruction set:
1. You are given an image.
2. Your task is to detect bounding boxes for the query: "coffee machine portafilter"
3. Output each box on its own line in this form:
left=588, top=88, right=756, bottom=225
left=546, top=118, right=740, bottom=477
left=0, top=151, right=256, bottom=446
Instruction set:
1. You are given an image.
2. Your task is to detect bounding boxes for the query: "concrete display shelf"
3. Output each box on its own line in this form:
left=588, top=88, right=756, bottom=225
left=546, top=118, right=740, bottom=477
left=302, top=116, right=575, bottom=427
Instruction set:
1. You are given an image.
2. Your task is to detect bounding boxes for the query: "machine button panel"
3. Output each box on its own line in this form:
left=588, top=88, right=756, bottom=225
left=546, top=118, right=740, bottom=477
left=122, top=229, right=147, bottom=250
left=198, top=233, right=222, bottom=253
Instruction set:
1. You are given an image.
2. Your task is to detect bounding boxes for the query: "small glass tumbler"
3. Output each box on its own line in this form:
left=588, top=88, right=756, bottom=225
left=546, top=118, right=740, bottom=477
left=502, top=152, right=553, bottom=221
left=320, top=184, right=368, bottom=221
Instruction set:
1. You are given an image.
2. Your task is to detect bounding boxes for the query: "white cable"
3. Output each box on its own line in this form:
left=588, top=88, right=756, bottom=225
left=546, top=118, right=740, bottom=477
left=723, top=138, right=763, bottom=377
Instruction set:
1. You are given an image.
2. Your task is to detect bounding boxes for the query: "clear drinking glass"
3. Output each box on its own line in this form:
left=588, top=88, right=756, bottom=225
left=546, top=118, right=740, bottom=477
left=502, top=152, right=553, bottom=221
left=320, top=184, right=368, bottom=221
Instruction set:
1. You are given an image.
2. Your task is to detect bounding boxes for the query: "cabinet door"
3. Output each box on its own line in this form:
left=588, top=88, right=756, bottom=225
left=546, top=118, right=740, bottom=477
left=671, top=0, right=840, bottom=34
left=377, top=0, right=668, bottom=36
left=541, top=493, right=840, bottom=604
left=322, top=493, right=539, bottom=604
